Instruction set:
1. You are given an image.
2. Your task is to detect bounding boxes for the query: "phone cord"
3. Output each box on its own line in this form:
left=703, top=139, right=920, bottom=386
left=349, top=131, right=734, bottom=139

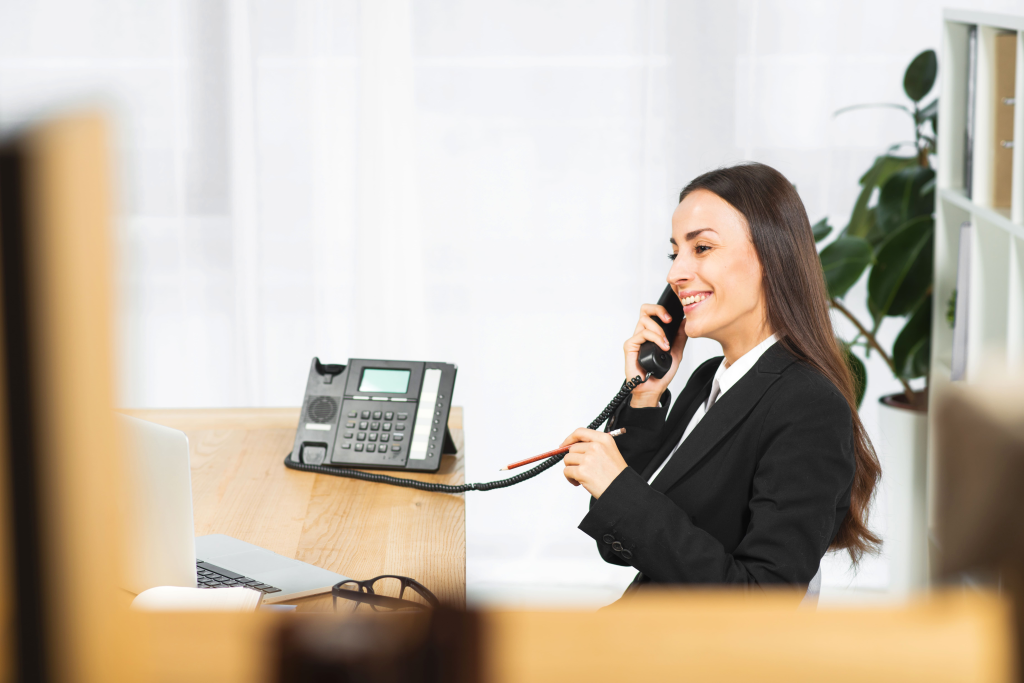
left=282, top=373, right=651, bottom=494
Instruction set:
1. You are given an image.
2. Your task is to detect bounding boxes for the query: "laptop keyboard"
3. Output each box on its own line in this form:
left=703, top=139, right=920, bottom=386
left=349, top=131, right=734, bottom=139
left=196, top=560, right=282, bottom=594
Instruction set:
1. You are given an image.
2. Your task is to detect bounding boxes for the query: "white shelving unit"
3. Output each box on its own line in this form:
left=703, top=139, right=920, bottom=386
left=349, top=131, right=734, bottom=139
left=929, top=9, right=1024, bottom=572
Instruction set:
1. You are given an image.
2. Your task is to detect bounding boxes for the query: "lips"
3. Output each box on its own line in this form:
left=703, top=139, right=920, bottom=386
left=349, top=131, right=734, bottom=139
left=678, top=291, right=711, bottom=312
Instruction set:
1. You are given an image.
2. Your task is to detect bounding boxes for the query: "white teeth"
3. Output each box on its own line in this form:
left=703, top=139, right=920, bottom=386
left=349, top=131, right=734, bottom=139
left=680, top=294, right=708, bottom=306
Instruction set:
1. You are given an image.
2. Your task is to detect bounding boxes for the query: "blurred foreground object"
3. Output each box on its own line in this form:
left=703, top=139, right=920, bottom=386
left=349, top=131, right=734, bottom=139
left=277, top=607, right=479, bottom=683
left=936, top=378, right=1024, bottom=677
left=271, top=590, right=1013, bottom=683
left=0, top=111, right=131, bottom=680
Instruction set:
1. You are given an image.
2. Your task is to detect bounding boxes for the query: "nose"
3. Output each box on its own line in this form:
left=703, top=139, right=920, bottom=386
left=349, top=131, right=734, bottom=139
left=667, top=252, right=692, bottom=287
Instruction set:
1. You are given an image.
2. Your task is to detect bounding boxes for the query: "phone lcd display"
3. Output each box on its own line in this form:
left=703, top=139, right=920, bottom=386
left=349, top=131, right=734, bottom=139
left=359, top=368, right=411, bottom=394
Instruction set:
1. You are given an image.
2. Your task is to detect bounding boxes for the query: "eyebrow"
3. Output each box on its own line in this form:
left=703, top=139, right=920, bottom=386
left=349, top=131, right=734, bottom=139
left=670, top=228, right=717, bottom=245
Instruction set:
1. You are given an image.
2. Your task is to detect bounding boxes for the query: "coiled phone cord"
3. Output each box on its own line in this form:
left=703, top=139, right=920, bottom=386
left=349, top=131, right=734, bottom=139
left=282, top=373, right=651, bottom=494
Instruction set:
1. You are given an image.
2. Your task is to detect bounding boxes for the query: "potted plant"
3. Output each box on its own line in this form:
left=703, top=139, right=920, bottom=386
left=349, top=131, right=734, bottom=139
left=814, top=49, right=937, bottom=593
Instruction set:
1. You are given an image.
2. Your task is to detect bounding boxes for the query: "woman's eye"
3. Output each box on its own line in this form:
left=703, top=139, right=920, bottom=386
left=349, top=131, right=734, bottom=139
left=695, top=245, right=711, bottom=255
left=667, top=252, right=678, bottom=261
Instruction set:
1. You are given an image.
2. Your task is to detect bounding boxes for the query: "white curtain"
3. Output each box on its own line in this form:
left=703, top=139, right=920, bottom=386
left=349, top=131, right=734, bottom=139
left=2, top=0, right=1022, bottom=605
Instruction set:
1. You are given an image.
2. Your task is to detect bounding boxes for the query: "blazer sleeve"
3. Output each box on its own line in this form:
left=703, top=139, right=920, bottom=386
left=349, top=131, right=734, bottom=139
left=587, top=390, right=670, bottom=567
left=606, top=389, right=671, bottom=474
left=579, top=372, right=856, bottom=585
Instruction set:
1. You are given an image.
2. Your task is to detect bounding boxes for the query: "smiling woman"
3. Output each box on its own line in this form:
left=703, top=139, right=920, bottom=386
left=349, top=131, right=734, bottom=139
left=561, top=163, right=881, bottom=598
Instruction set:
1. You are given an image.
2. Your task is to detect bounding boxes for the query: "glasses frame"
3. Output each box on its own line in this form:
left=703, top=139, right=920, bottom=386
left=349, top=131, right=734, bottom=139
left=331, top=574, right=440, bottom=613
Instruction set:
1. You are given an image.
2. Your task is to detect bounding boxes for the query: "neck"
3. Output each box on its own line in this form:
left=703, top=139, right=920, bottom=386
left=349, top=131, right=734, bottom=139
left=719, top=324, right=774, bottom=368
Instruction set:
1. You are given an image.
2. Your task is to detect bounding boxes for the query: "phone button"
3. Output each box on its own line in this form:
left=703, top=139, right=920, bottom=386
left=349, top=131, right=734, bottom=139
left=348, top=411, right=357, bottom=418
left=380, top=434, right=390, bottom=442
left=397, top=413, right=408, bottom=420
left=382, top=423, right=392, bottom=431
left=354, top=443, right=364, bottom=452
left=344, top=432, right=353, bottom=439
left=356, top=433, right=366, bottom=441
left=361, top=410, right=370, bottom=419
left=391, top=445, right=401, bottom=452
left=366, top=443, right=376, bottom=453
left=384, top=411, right=394, bottom=420
left=370, top=422, right=380, bottom=430
left=392, top=434, right=403, bottom=442
left=372, top=411, right=382, bottom=419
left=346, top=422, right=355, bottom=429
left=340, top=443, right=352, bottom=450
left=395, top=424, right=405, bottom=431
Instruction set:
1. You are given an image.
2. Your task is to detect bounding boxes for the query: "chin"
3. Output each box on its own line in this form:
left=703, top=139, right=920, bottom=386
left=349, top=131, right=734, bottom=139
left=682, top=318, right=707, bottom=339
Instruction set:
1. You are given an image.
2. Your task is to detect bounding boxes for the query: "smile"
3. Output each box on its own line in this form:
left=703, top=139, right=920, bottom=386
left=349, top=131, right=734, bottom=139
left=678, top=291, right=712, bottom=311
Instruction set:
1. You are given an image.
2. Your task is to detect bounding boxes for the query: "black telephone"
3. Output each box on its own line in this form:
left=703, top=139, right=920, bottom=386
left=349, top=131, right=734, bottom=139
left=289, top=358, right=458, bottom=473
left=284, top=286, right=684, bottom=492
left=637, top=285, right=686, bottom=379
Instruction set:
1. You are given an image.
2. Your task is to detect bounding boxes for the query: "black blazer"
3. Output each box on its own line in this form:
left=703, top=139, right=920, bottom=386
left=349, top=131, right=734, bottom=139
left=579, top=342, right=855, bottom=590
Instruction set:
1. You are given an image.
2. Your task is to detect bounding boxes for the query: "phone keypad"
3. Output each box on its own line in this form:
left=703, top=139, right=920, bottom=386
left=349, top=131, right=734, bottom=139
left=336, top=401, right=408, bottom=465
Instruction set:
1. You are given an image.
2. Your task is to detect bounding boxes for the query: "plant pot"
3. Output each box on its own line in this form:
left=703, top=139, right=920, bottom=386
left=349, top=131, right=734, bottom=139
left=878, top=393, right=928, bottom=596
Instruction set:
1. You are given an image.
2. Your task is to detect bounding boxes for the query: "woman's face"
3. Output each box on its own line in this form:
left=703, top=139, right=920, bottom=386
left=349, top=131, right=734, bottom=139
left=667, top=189, right=768, bottom=347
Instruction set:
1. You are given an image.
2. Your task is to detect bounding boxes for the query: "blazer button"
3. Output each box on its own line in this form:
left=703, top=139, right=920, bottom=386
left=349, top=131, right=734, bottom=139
left=620, top=549, right=633, bottom=560
left=602, top=534, right=614, bottom=544
left=612, top=541, right=623, bottom=552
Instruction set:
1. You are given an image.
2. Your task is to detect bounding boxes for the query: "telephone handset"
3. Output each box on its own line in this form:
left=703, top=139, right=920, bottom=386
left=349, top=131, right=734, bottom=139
left=284, top=287, right=679, bottom=492
left=636, top=285, right=686, bottom=379
left=288, top=358, right=458, bottom=473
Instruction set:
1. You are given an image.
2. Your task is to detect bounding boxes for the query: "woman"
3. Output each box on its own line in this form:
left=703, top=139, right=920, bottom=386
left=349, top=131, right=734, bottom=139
left=561, top=163, right=880, bottom=591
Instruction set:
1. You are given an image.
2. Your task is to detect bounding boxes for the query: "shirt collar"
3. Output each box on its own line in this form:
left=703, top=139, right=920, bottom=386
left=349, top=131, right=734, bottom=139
left=711, top=334, right=778, bottom=400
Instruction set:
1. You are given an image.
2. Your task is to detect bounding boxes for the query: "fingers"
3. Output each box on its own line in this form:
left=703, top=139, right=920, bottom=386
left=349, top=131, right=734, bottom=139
left=563, top=466, right=581, bottom=486
left=624, top=326, right=670, bottom=354
left=558, top=432, right=581, bottom=448
left=567, top=428, right=608, bottom=445
left=640, top=303, right=672, bottom=324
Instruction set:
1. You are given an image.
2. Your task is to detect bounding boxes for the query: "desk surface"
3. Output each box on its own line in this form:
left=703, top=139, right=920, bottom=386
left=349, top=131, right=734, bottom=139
left=124, top=407, right=466, bottom=609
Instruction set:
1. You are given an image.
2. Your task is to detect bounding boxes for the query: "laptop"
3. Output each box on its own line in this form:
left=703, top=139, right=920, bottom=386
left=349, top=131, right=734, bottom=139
left=117, top=413, right=349, bottom=604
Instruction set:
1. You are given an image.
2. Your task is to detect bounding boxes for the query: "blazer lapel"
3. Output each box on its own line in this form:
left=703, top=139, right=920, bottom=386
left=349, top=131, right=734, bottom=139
left=650, top=343, right=797, bottom=493
left=639, top=379, right=712, bottom=481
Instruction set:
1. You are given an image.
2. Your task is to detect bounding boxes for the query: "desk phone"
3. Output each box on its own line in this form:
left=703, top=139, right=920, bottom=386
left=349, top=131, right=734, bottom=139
left=287, top=286, right=684, bottom=490
left=289, top=358, right=457, bottom=473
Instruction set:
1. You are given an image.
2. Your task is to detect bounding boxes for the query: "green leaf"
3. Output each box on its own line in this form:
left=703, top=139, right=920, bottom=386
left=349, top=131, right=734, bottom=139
left=843, top=343, right=868, bottom=408
left=868, top=216, right=934, bottom=321
left=820, top=236, right=873, bottom=299
left=892, top=296, right=932, bottom=379
left=904, top=50, right=938, bottom=102
left=921, top=98, right=937, bottom=120
left=875, top=166, right=936, bottom=237
left=843, top=155, right=916, bottom=242
left=946, top=289, right=957, bottom=328
left=919, top=176, right=936, bottom=197
left=812, top=217, right=833, bottom=242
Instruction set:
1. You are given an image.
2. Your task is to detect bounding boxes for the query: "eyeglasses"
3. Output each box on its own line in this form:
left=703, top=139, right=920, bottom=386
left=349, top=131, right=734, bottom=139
left=331, top=575, right=440, bottom=613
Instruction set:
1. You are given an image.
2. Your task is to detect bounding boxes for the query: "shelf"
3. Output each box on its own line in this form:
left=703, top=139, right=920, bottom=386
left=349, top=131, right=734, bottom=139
left=929, top=9, right=1024, bottom=589
left=945, top=9, right=1024, bottom=32
left=939, top=188, right=1024, bottom=240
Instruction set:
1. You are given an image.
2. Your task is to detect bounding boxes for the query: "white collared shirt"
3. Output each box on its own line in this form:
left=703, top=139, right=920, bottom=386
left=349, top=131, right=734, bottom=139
left=647, top=334, right=778, bottom=485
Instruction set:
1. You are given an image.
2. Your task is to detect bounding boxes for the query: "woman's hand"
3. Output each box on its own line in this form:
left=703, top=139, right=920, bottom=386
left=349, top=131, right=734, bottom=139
left=624, top=302, right=687, bottom=408
left=560, top=428, right=628, bottom=499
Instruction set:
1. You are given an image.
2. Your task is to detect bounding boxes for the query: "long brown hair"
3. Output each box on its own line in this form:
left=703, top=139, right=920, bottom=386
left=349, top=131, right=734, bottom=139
left=679, top=162, right=881, bottom=564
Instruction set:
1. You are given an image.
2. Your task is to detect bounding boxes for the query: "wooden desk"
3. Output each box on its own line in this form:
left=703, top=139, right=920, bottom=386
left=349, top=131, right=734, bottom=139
left=124, top=407, right=466, bottom=609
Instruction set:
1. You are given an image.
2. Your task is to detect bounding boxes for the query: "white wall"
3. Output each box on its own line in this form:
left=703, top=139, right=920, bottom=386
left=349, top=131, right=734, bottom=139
left=1, top=0, right=1020, bottom=606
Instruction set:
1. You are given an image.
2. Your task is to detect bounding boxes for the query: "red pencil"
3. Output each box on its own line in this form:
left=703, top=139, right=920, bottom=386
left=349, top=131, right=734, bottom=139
left=499, top=428, right=627, bottom=471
